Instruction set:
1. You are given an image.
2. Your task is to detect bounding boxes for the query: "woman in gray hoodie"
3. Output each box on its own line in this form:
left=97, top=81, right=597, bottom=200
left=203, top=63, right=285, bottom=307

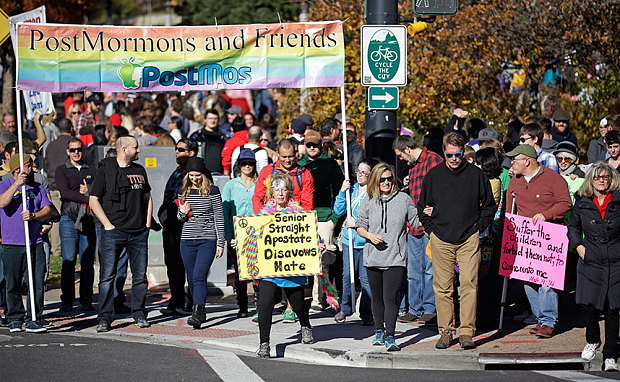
left=356, top=162, right=419, bottom=351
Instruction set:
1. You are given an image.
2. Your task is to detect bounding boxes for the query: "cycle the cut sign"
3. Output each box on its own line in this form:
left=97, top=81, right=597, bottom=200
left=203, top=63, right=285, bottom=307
left=361, top=25, right=407, bottom=86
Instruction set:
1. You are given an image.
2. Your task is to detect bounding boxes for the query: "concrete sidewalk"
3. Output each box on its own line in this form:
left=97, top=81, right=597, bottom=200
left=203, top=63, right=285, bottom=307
left=18, top=282, right=604, bottom=371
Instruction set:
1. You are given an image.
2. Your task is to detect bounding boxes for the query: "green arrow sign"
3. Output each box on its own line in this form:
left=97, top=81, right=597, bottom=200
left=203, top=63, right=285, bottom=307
left=368, top=87, right=399, bottom=110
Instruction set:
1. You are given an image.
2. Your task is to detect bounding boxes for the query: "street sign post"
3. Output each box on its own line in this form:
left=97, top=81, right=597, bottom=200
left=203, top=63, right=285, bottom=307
left=361, top=25, right=407, bottom=86
left=414, top=0, right=458, bottom=16
left=368, top=87, right=399, bottom=110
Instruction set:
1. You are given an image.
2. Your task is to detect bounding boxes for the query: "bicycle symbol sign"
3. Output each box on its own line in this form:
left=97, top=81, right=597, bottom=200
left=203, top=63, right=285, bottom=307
left=361, top=25, right=407, bottom=86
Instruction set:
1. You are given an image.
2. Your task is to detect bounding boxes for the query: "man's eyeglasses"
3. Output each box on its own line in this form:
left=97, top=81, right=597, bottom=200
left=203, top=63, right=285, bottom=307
left=444, top=151, right=463, bottom=159
left=556, top=156, right=573, bottom=164
left=519, top=136, right=533, bottom=143
left=68, top=147, right=83, bottom=153
left=305, top=142, right=319, bottom=149
left=357, top=170, right=370, bottom=177
left=511, top=157, right=528, bottom=163
left=175, top=147, right=188, bottom=152
left=379, top=176, right=394, bottom=183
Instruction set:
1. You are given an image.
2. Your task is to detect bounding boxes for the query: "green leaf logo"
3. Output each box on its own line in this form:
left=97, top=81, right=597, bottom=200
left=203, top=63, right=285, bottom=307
left=367, top=30, right=400, bottom=83
left=117, top=57, right=144, bottom=89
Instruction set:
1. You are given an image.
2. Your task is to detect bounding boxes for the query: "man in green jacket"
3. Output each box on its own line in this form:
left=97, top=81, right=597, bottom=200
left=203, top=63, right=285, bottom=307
left=298, top=129, right=345, bottom=312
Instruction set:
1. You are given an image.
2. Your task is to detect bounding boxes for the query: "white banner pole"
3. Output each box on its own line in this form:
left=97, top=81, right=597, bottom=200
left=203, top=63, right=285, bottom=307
left=14, top=31, right=38, bottom=322
left=339, top=85, right=356, bottom=314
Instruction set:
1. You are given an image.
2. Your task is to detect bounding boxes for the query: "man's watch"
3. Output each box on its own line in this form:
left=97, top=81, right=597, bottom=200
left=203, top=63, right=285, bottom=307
left=31, top=211, right=36, bottom=219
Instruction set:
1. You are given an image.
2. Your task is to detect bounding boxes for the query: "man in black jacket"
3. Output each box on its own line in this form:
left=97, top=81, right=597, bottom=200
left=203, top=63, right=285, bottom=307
left=417, top=132, right=496, bottom=350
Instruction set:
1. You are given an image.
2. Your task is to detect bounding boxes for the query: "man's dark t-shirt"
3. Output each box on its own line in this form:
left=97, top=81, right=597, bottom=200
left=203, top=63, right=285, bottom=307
left=90, top=161, right=152, bottom=234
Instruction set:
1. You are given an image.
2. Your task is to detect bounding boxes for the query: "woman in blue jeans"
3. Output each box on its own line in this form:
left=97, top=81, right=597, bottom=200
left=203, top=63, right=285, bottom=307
left=333, top=158, right=378, bottom=324
left=177, top=157, right=225, bottom=329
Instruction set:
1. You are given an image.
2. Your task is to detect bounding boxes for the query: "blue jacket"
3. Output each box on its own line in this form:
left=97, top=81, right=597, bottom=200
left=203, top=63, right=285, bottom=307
left=334, top=183, right=367, bottom=249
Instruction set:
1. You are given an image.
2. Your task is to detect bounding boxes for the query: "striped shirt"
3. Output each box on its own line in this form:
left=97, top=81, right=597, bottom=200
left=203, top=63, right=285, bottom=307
left=177, top=185, right=225, bottom=248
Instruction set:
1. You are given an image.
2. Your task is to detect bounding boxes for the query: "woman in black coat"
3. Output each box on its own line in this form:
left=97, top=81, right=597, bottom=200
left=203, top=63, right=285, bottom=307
left=568, top=162, right=620, bottom=371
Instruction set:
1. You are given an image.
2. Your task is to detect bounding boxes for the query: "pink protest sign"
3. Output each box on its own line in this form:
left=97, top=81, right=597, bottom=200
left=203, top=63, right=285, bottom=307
left=499, top=213, right=569, bottom=290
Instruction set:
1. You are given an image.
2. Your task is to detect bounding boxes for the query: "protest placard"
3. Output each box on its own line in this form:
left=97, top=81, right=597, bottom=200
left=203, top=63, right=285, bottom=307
left=234, top=211, right=321, bottom=280
left=499, top=213, right=569, bottom=290
left=16, top=21, right=344, bottom=93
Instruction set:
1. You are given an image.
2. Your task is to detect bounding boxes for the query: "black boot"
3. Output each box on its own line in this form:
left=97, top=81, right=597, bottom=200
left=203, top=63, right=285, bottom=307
left=187, top=305, right=206, bottom=329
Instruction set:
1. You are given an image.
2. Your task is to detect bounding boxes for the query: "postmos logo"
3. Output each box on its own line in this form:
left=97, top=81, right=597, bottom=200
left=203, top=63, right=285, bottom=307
left=116, top=56, right=252, bottom=89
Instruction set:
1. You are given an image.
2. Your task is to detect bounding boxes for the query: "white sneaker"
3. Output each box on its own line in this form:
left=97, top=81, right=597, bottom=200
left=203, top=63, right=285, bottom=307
left=581, top=341, right=601, bottom=361
left=604, top=358, right=618, bottom=372
left=522, top=315, right=538, bottom=324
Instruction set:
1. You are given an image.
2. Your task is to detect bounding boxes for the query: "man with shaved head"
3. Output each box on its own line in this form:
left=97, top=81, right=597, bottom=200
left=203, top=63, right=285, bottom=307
left=230, top=125, right=270, bottom=174
left=89, top=135, right=153, bottom=332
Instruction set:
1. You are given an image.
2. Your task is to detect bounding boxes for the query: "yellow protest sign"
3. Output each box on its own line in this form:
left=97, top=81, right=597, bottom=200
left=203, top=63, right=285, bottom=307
left=234, top=211, right=321, bottom=280
left=0, top=9, right=10, bottom=46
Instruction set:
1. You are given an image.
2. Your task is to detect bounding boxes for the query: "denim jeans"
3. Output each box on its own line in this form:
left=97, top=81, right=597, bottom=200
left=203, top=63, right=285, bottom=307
left=180, top=239, right=217, bottom=306
left=1, top=244, right=46, bottom=323
left=524, top=283, right=558, bottom=327
left=60, top=216, right=96, bottom=307
left=96, top=225, right=129, bottom=308
left=340, top=244, right=372, bottom=320
left=400, top=234, right=435, bottom=316
left=97, top=228, right=149, bottom=323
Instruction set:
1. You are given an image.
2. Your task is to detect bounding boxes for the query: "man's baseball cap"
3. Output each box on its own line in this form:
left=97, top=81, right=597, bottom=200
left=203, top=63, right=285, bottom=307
left=226, top=105, right=243, bottom=115
left=291, top=118, right=306, bottom=134
left=506, top=144, right=538, bottom=159
left=9, top=153, right=33, bottom=172
left=304, top=130, right=321, bottom=144
left=478, top=127, right=499, bottom=142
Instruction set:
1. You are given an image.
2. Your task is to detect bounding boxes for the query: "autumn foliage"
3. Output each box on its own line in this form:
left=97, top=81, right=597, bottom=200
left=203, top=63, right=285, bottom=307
left=279, top=0, right=619, bottom=155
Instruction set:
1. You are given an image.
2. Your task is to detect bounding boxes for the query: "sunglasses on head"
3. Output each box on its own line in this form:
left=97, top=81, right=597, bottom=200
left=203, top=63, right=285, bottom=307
left=305, top=142, right=320, bottom=149
left=175, top=147, right=188, bottom=152
left=444, top=151, right=463, bottom=159
left=379, top=176, right=394, bottom=183
left=68, top=147, right=83, bottom=153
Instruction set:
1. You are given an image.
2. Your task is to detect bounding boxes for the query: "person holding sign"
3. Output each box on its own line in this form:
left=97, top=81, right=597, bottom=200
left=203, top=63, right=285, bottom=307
left=254, top=173, right=316, bottom=358
left=177, top=157, right=225, bottom=329
left=568, top=163, right=620, bottom=371
left=356, top=162, right=419, bottom=351
left=506, top=144, right=571, bottom=338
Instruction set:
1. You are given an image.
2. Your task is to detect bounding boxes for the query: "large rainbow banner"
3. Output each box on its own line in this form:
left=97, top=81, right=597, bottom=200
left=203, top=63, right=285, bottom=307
left=16, top=21, right=344, bottom=92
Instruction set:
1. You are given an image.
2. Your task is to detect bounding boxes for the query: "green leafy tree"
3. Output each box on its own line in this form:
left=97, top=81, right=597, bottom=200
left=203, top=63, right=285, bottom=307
left=175, top=0, right=300, bottom=26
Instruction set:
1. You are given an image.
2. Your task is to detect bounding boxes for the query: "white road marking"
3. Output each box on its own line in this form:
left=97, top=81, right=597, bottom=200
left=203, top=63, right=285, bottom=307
left=197, top=348, right=264, bottom=382
left=534, top=370, right=617, bottom=381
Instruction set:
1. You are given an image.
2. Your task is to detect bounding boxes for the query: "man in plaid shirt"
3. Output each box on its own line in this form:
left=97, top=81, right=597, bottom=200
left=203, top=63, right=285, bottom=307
left=76, top=94, right=101, bottom=135
left=393, top=135, right=443, bottom=323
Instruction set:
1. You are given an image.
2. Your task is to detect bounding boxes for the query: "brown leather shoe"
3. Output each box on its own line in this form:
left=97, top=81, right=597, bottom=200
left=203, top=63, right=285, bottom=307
left=459, top=335, right=476, bottom=349
left=435, top=331, right=453, bottom=349
left=529, top=323, right=542, bottom=334
left=535, top=325, right=554, bottom=338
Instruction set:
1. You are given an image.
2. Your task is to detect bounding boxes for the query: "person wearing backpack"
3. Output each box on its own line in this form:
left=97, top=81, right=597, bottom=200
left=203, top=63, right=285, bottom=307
left=230, top=126, right=270, bottom=174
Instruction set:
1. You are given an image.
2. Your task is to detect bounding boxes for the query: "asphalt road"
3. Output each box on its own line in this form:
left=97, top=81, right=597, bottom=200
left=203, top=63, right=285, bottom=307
left=2, top=332, right=620, bottom=382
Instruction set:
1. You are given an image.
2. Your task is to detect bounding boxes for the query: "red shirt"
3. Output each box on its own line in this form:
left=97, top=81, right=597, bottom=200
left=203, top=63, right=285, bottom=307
left=506, top=166, right=572, bottom=224
left=221, top=130, right=248, bottom=173
left=593, top=193, right=613, bottom=219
